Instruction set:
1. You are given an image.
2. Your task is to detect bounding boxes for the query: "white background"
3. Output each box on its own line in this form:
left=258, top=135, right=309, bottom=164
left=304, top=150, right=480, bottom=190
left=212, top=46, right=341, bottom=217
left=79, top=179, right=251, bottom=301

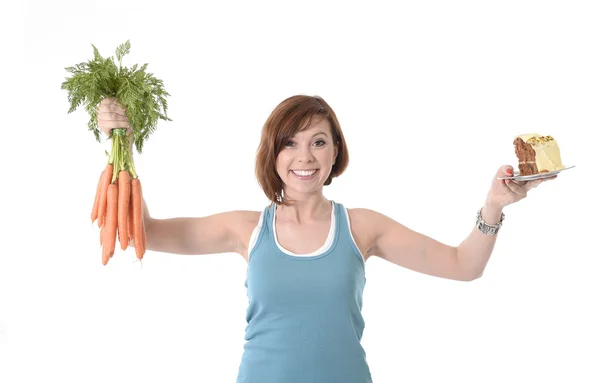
left=1, top=1, right=598, bottom=382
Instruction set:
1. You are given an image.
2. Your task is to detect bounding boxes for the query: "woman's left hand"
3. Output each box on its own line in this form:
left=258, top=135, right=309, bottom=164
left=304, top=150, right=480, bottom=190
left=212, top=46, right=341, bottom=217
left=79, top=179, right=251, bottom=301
left=485, top=165, right=557, bottom=209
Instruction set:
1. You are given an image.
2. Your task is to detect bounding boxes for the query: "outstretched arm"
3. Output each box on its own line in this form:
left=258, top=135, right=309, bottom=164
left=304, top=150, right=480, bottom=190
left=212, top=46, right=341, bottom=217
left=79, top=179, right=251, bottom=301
left=363, top=165, right=555, bottom=281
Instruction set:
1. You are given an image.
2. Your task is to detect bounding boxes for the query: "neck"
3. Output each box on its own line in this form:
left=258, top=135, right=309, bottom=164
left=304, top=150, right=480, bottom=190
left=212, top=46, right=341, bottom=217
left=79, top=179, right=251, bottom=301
left=276, top=192, right=331, bottom=224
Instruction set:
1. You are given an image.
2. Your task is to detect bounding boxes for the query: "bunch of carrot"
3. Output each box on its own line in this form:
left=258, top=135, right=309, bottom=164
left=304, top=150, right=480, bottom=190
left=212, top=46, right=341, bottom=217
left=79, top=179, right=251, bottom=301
left=91, top=129, right=146, bottom=265
left=62, top=40, right=170, bottom=265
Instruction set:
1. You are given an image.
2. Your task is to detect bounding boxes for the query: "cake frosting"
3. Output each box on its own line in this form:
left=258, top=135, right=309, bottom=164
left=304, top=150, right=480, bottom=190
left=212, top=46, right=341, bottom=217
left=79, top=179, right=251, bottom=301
left=513, top=133, right=564, bottom=175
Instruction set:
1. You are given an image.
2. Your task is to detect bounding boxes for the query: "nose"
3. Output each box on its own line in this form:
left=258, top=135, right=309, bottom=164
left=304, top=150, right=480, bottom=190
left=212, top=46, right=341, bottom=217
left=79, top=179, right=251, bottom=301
left=297, top=145, right=316, bottom=163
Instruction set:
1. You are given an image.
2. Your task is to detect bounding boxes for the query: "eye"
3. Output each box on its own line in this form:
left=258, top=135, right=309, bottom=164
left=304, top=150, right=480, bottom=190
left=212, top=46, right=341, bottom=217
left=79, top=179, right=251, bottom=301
left=284, top=139, right=327, bottom=148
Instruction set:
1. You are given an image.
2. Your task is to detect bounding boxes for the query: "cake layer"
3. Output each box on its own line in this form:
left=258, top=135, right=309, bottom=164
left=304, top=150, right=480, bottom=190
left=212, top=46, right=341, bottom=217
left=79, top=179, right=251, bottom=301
left=513, top=133, right=564, bottom=175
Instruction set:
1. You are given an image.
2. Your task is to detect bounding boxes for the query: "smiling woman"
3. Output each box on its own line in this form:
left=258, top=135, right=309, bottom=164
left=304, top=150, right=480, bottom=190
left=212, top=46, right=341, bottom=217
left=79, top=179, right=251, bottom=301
left=254, top=95, right=349, bottom=206
left=95, top=93, right=557, bottom=383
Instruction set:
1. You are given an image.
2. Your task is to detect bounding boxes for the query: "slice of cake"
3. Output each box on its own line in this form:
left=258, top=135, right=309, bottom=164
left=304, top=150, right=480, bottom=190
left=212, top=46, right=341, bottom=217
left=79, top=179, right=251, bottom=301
left=513, top=133, right=565, bottom=176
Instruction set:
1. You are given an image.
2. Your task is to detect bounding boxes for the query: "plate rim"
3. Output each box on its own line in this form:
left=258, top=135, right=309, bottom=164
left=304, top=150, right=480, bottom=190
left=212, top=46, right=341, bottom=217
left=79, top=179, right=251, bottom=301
left=497, top=165, right=575, bottom=180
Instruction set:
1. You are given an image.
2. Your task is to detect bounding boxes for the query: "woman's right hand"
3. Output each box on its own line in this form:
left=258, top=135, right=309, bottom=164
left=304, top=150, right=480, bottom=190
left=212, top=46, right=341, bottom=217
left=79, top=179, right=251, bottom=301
left=98, top=97, right=132, bottom=137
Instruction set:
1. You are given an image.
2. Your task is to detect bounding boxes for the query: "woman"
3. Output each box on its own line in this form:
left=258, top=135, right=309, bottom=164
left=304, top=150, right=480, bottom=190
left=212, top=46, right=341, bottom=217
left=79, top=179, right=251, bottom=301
left=98, top=95, right=555, bottom=382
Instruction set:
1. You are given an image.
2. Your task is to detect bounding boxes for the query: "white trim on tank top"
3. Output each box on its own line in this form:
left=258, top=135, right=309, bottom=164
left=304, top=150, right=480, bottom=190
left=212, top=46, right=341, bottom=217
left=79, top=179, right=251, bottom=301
left=247, top=201, right=362, bottom=258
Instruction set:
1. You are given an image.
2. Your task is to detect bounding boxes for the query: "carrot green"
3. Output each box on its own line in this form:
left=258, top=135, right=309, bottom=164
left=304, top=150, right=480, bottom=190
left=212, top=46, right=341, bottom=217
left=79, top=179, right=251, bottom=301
left=61, top=40, right=171, bottom=182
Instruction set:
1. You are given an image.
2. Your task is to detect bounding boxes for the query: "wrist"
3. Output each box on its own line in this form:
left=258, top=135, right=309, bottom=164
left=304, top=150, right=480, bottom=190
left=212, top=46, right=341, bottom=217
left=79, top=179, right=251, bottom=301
left=480, top=202, right=504, bottom=227
left=476, top=205, right=505, bottom=236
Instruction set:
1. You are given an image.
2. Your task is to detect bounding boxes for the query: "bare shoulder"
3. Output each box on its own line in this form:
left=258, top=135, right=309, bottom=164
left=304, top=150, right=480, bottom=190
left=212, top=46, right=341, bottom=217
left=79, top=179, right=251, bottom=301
left=346, top=207, right=411, bottom=260
left=225, top=210, right=262, bottom=259
left=346, top=207, right=468, bottom=281
left=143, top=209, right=261, bottom=257
left=346, top=208, right=384, bottom=262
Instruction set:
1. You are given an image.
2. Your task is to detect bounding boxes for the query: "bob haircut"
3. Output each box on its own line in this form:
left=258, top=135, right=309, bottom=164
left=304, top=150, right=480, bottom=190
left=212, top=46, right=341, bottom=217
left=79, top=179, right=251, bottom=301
left=255, top=95, right=350, bottom=206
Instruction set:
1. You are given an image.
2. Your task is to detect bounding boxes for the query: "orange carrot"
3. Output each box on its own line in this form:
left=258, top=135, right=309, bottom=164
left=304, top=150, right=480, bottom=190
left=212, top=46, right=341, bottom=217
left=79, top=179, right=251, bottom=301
left=101, top=223, right=110, bottom=265
left=100, top=223, right=105, bottom=247
left=131, top=177, right=144, bottom=259
left=97, top=163, right=113, bottom=228
left=128, top=191, right=134, bottom=246
left=142, top=214, right=147, bottom=254
left=106, top=183, right=119, bottom=259
left=91, top=170, right=105, bottom=224
left=118, top=170, right=131, bottom=251
left=102, top=244, right=110, bottom=265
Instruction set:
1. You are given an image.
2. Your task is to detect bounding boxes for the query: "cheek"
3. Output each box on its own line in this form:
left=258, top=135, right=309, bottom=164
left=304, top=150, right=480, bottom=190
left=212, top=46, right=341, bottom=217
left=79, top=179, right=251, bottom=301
left=276, top=152, right=292, bottom=164
left=275, top=155, right=288, bottom=174
left=318, top=151, right=334, bottom=163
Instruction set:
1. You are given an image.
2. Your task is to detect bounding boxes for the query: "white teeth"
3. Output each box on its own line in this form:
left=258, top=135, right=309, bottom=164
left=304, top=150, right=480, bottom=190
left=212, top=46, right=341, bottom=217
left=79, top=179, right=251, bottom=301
left=292, top=170, right=317, bottom=176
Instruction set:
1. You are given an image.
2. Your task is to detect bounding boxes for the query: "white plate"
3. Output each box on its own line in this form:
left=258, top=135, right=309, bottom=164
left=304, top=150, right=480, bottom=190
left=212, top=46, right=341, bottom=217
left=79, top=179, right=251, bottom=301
left=497, top=165, right=575, bottom=181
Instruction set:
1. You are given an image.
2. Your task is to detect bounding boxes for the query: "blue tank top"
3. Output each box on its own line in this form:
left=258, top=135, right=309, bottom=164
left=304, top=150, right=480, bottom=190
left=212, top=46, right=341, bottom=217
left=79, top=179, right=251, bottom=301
left=236, top=201, right=372, bottom=383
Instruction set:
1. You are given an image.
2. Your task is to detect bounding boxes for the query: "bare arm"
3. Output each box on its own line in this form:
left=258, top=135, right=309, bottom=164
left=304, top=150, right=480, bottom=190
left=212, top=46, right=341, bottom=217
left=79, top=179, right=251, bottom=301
left=137, top=198, right=258, bottom=256
left=363, top=166, right=554, bottom=281
left=358, top=208, right=473, bottom=281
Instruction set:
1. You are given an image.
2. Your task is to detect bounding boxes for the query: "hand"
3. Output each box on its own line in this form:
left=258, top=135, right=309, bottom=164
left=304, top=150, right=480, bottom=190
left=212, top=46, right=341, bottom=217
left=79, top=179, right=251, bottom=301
left=97, top=97, right=132, bottom=137
left=485, top=165, right=557, bottom=209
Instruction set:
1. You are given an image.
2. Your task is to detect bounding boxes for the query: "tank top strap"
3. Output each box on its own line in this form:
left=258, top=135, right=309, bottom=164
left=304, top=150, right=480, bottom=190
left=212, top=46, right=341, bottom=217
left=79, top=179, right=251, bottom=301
left=332, top=201, right=367, bottom=270
left=333, top=201, right=348, bottom=237
left=265, top=202, right=275, bottom=238
left=247, top=203, right=274, bottom=261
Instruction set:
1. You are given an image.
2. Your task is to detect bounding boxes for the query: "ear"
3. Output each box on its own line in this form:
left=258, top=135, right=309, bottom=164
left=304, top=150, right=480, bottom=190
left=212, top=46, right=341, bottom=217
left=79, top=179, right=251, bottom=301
left=333, top=143, right=338, bottom=164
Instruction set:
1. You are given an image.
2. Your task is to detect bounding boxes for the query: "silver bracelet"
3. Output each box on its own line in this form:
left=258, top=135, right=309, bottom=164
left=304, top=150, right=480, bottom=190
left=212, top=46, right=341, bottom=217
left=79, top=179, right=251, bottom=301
left=475, top=208, right=505, bottom=235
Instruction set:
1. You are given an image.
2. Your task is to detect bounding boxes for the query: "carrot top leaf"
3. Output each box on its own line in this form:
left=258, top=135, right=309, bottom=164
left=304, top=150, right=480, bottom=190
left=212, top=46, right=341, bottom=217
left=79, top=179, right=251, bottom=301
left=61, top=40, right=171, bottom=154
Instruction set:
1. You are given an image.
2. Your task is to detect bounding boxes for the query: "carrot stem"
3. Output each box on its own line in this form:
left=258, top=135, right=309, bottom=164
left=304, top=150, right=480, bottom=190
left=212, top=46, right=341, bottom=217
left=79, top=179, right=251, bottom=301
left=109, top=128, right=138, bottom=182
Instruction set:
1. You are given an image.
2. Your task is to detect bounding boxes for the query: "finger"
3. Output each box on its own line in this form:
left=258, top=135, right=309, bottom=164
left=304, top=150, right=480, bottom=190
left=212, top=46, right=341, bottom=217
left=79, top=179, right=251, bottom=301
left=98, top=102, right=127, bottom=115
left=100, top=97, right=117, bottom=105
left=98, top=119, right=131, bottom=131
left=497, top=165, right=515, bottom=178
left=525, top=179, right=544, bottom=190
left=504, top=179, right=527, bottom=197
left=98, top=112, right=129, bottom=122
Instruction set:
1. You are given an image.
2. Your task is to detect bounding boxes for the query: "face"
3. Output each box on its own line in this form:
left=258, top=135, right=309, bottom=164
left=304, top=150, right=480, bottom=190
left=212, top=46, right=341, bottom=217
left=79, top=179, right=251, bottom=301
left=275, top=116, right=338, bottom=197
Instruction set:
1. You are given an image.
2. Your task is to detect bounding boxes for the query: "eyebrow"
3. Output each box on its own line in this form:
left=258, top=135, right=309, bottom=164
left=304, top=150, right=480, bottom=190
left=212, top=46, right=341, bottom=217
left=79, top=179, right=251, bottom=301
left=292, top=132, right=329, bottom=138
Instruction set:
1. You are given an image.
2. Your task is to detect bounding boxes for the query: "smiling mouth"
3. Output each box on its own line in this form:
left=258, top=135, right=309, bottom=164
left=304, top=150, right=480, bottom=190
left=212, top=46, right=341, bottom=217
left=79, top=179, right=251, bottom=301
left=291, top=169, right=318, bottom=178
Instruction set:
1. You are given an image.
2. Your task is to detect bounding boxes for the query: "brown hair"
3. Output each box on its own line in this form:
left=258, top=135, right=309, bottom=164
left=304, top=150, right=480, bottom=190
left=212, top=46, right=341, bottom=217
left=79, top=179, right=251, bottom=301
left=255, top=95, right=350, bottom=206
